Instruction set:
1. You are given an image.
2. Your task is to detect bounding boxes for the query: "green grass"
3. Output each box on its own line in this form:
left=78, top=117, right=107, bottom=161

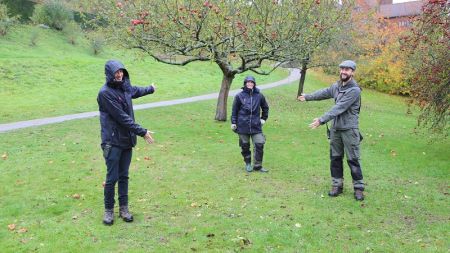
left=0, top=68, right=448, bottom=252
left=0, top=25, right=287, bottom=123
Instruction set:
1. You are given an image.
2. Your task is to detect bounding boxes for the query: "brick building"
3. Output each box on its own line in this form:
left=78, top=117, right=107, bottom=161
left=357, top=0, right=424, bottom=28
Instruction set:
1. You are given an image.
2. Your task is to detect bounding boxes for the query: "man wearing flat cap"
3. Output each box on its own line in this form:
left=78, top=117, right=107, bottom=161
left=297, top=60, right=365, bottom=201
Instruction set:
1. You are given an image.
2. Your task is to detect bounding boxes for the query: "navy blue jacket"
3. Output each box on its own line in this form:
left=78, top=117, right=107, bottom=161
left=97, top=60, right=154, bottom=148
left=231, top=85, right=269, bottom=135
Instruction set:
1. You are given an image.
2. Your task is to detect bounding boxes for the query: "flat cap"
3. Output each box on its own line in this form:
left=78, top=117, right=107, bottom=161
left=339, top=60, right=356, bottom=70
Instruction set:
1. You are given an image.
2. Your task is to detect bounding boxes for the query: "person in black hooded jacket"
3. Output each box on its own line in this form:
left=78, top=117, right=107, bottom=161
left=231, top=76, right=269, bottom=173
left=97, top=60, right=155, bottom=225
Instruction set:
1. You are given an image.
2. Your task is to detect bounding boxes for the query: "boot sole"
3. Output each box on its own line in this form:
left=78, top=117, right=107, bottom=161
left=103, top=220, right=114, bottom=226
left=328, top=192, right=343, bottom=197
left=120, top=215, right=134, bottom=222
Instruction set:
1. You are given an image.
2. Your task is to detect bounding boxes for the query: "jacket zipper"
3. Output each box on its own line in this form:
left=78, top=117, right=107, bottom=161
left=249, top=89, right=253, bottom=134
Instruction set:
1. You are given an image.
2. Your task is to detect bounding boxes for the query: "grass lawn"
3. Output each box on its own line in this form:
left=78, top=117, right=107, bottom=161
left=0, top=68, right=448, bottom=252
left=0, top=25, right=287, bottom=124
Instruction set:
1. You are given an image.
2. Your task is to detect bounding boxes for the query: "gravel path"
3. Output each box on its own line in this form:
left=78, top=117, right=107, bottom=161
left=0, top=68, right=300, bottom=133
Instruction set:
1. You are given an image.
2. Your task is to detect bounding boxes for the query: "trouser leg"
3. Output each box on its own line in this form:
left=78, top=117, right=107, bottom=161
left=330, top=129, right=344, bottom=187
left=239, top=134, right=251, bottom=164
left=103, top=146, right=123, bottom=210
left=342, top=129, right=364, bottom=190
left=251, top=133, right=266, bottom=169
left=118, top=148, right=132, bottom=207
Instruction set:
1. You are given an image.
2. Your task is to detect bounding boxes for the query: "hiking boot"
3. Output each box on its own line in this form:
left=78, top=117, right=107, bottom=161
left=354, top=189, right=364, bottom=201
left=103, top=208, right=114, bottom=225
left=245, top=163, right=253, bottom=172
left=119, top=206, right=134, bottom=222
left=328, top=186, right=343, bottom=197
left=254, top=167, right=269, bottom=173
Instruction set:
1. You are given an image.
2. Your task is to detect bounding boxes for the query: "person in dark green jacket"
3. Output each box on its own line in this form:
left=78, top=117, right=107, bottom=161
left=297, top=60, right=365, bottom=201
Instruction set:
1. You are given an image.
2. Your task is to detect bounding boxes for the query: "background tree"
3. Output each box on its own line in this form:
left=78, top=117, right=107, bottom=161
left=0, top=3, right=18, bottom=36
left=81, top=0, right=352, bottom=121
left=312, top=4, right=410, bottom=94
left=31, top=0, right=74, bottom=30
left=282, top=1, right=352, bottom=96
left=0, top=0, right=35, bottom=22
left=401, top=0, right=449, bottom=135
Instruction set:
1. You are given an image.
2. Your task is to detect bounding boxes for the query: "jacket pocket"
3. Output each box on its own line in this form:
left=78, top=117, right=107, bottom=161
left=102, top=144, right=112, bottom=159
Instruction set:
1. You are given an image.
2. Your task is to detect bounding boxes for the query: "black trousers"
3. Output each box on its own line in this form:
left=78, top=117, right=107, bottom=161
left=102, top=146, right=132, bottom=209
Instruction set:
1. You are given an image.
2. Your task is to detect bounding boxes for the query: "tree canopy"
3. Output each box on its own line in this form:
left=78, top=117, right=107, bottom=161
left=81, top=0, right=352, bottom=120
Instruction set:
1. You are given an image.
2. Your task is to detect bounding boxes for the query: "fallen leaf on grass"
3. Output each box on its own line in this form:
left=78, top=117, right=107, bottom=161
left=72, top=194, right=80, bottom=199
left=18, top=228, right=28, bottom=233
left=238, top=237, right=251, bottom=247
left=390, top=150, right=397, bottom=156
left=295, top=223, right=302, bottom=228
left=8, top=224, right=16, bottom=231
left=144, top=156, right=151, bottom=160
left=1, top=153, right=7, bottom=160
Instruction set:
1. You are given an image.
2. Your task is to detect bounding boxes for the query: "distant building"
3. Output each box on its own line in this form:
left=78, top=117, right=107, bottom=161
left=379, top=1, right=423, bottom=27
left=356, top=0, right=424, bottom=28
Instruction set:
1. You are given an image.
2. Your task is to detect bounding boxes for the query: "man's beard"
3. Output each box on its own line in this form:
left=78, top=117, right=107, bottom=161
left=340, top=74, right=351, bottom=82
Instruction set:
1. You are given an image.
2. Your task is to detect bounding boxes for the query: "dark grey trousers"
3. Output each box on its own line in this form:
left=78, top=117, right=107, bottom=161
left=238, top=133, right=266, bottom=169
left=329, top=128, right=364, bottom=190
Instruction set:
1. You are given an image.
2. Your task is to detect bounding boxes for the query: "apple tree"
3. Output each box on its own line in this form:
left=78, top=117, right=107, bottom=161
left=82, top=0, right=351, bottom=121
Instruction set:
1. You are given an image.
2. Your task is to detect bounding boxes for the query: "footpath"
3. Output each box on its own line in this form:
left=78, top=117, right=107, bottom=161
left=0, top=68, right=300, bottom=133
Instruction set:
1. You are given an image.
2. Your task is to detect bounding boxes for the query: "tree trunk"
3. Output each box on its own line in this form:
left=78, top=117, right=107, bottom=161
left=215, top=74, right=235, bottom=121
left=297, top=63, right=308, bottom=97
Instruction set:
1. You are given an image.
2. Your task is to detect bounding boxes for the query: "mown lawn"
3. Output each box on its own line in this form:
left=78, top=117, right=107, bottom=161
left=0, top=69, right=448, bottom=252
left=0, top=25, right=287, bottom=123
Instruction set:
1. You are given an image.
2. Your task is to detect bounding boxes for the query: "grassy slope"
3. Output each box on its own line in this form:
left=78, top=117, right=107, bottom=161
left=0, top=25, right=287, bottom=123
left=0, top=67, right=448, bottom=252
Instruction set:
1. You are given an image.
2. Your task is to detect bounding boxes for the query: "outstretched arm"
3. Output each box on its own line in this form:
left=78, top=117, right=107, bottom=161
left=131, top=83, right=156, bottom=99
left=319, top=88, right=360, bottom=124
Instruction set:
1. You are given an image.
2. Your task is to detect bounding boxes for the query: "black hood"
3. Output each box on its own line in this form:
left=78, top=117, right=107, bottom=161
left=243, top=75, right=256, bottom=86
left=105, top=60, right=129, bottom=84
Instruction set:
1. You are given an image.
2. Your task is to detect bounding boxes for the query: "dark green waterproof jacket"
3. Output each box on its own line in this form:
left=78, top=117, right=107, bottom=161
left=305, top=79, right=361, bottom=130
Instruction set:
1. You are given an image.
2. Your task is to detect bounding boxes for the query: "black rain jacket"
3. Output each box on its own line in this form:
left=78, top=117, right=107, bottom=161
left=97, top=60, right=154, bottom=148
left=231, top=77, right=269, bottom=134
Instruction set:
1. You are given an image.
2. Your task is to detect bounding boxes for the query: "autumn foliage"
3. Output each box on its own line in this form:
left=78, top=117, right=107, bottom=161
left=81, top=0, right=351, bottom=121
left=400, top=0, right=449, bottom=134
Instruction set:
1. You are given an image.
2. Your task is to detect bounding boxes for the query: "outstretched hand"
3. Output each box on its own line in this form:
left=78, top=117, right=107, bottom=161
left=309, top=118, right=321, bottom=129
left=150, top=83, right=157, bottom=92
left=297, top=93, right=306, bottom=102
left=144, top=130, right=154, bottom=144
